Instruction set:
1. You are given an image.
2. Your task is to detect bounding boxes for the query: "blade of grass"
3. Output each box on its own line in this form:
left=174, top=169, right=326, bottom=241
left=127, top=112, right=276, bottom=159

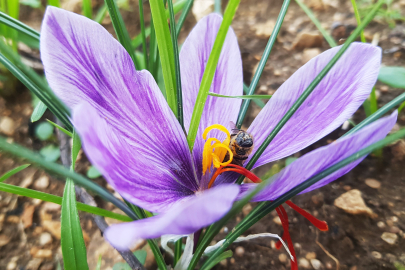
left=6, top=0, right=19, bottom=51
left=398, top=101, right=405, bottom=113
left=215, top=0, right=221, bottom=13
left=0, top=136, right=138, bottom=220
left=173, top=239, right=182, bottom=266
left=138, top=0, right=148, bottom=69
left=83, top=0, right=93, bottom=18
left=351, top=0, right=366, bottom=42
left=47, top=0, right=60, bottom=7
left=46, top=119, right=73, bottom=137
left=244, top=83, right=265, bottom=108
left=104, top=0, right=138, bottom=67
left=295, top=0, right=337, bottom=47
left=168, top=0, right=183, bottom=128
left=236, top=0, right=290, bottom=129
left=0, top=182, right=132, bottom=221
left=149, top=18, right=158, bottom=79
left=149, top=0, right=177, bottom=115
left=132, top=27, right=151, bottom=48
left=186, top=0, right=241, bottom=150
left=204, top=250, right=233, bottom=270
left=94, top=4, right=108, bottom=23
left=0, top=164, right=30, bottom=182
left=201, top=127, right=405, bottom=267
left=176, top=0, right=194, bottom=37
left=235, top=0, right=385, bottom=184
left=208, top=92, right=272, bottom=99
left=31, top=101, right=47, bottom=122
left=0, top=11, right=40, bottom=43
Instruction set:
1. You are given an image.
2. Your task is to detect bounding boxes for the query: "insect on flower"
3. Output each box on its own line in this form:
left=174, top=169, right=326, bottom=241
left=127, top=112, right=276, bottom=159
left=40, top=6, right=397, bottom=266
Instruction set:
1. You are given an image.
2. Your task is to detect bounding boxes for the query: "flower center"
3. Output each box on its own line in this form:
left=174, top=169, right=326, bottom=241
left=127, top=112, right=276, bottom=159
left=202, top=124, right=234, bottom=175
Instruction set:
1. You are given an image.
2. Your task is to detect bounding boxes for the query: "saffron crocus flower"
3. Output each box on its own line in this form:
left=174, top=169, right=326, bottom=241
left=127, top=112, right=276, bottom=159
left=40, top=7, right=396, bottom=251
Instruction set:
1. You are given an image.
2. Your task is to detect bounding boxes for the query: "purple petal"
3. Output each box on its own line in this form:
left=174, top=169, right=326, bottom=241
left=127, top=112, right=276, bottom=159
left=239, top=111, right=397, bottom=201
left=73, top=103, right=199, bottom=212
left=180, top=14, right=243, bottom=187
left=247, top=43, right=382, bottom=168
left=104, top=184, right=240, bottom=251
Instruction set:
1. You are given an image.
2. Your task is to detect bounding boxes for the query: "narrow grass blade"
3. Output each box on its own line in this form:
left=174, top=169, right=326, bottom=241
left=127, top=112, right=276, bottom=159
left=0, top=136, right=138, bottom=220
left=149, top=18, right=158, bottom=79
left=351, top=0, right=366, bottom=42
left=138, top=0, right=148, bottom=69
left=95, top=256, right=102, bottom=270
left=132, top=27, right=151, bottom=48
left=244, top=83, right=265, bottom=108
left=0, top=52, right=72, bottom=131
left=398, top=101, right=405, bottom=113
left=295, top=0, right=337, bottom=47
left=208, top=92, right=272, bottom=99
left=0, top=11, right=40, bottom=42
left=200, top=127, right=405, bottom=268
left=236, top=0, right=290, bottom=129
left=176, top=0, right=194, bottom=37
left=46, top=119, right=73, bottom=137
left=0, top=164, right=30, bottom=182
left=173, top=239, right=182, bottom=266
left=214, top=0, right=221, bottom=13
left=0, top=182, right=132, bottom=221
left=204, top=250, right=232, bottom=270
left=149, top=0, right=177, bottom=115
left=47, top=0, right=60, bottom=7
left=168, top=0, right=184, bottom=128
left=104, top=0, right=138, bottom=67
left=82, top=0, right=92, bottom=18
left=94, top=4, right=108, bottom=24
left=235, top=0, right=385, bottom=184
left=186, top=0, right=241, bottom=150
left=31, top=101, right=47, bottom=122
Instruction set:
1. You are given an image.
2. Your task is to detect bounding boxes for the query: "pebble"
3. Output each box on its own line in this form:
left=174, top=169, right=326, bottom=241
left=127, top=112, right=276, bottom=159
left=365, top=178, right=381, bottom=189
left=389, top=226, right=400, bottom=234
left=306, top=252, right=317, bottom=260
left=242, top=204, right=253, bottom=216
left=377, top=221, right=386, bottom=229
left=39, top=263, right=54, bottom=270
left=298, top=258, right=311, bottom=269
left=34, top=176, right=49, bottom=189
left=310, top=259, right=322, bottom=269
left=42, top=220, right=61, bottom=239
left=292, top=32, right=324, bottom=50
left=6, top=261, right=17, bottom=270
left=21, top=204, right=35, bottom=229
left=26, top=258, right=43, bottom=270
left=343, top=185, right=351, bottom=191
left=302, top=48, right=321, bottom=63
left=334, top=189, right=375, bottom=217
left=31, top=248, right=53, bottom=259
left=0, top=234, right=11, bottom=247
left=386, top=253, right=397, bottom=263
left=273, top=216, right=282, bottom=225
left=371, top=251, right=382, bottom=259
left=253, top=19, right=276, bottom=38
left=279, top=253, right=288, bottom=263
left=0, top=117, right=15, bottom=136
left=390, top=216, right=399, bottom=223
left=350, top=266, right=357, bottom=270
left=20, top=173, right=34, bottom=188
left=380, top=85, right=389, bottom=92
left=39, top=232, right=52, bottom=246
left=381, top=232, right=398, bottom=245
left=325, top=262, right=333, bottom=269
left=235, top=246, right=245, bottom=257
left=219, top=259, right=227, bottom=267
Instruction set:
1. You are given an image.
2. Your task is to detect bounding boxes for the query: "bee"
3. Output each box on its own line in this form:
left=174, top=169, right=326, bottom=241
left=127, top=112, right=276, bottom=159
left=224, top=124, right=254, bottom=166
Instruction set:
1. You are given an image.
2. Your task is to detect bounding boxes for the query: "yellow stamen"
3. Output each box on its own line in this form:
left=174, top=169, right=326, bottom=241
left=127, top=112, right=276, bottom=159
left=202, top=124, right=233, bottom=175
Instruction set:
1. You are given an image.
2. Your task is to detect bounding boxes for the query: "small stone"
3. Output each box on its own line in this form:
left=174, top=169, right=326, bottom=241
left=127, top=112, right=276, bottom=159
left=42, top=220, right=61, bottom=239
left=6, top=216, right=20, bottom=223
left=311, top=193, right=324, bottom=205
left=386, top=219, right=394, bottom=227
left=39, top=232, right=52, bottom=246
left=230, top=258, right=235, bottom=264
left=39, top=263, right=54, bottom=270
left=371, top=251, right=382, bottom=259
left=6, top=261, right=17, bottom=270
left=22, top=204, right=35, bottom=228
left=386, top=253, right=397, bottom=263
left=279, top=253, right=288, bottom=263
left=0, top=234, right=11, bottom=247
left=381, top=232, right=398, bottom=245
left=253, top=19, right=276, bottom=38
left=302, top=48, right=322, bottom=63
left=26, top=258, right=43, bottom=270
left=32, top=248, right=53, bottom=259
left=242, top=204, right=253, bottom=216
left=377, top=221, right=386, bottom=229
left=298, top=258, right=311, bottom=269
left=343, top=185, right=351, bottom=191
left=350, top=266, right=357, bottom=270
left=334, top=189, right=375, bottom=217
left=192, top=0, right=214, bottom=21
left=390, top=216, right=399, bottom=222
left=270, top=240, right=276, bottom=249
left=274, top=69, right=282, bottom=76
left=365, top=178, right=381, bottom=189
left=235, top=246, right=245, bottom=257
left=311, top=259, right=322, bottom=269
left=20, top=173, right=34, bottom=188
left=219, top=259, right=227, bottom=267
left=292, top=32, right=323, bottom=50
left=273, top=216, right=282, bottom=225
left=325, top=262, right=333, bottom=269
left=34, top=176, right=49, bottom=189
left=389, top=226, right=400, bottom=234
left=306, top=252, right=316, bottom=260
left=0, top=117, right=15, bottom=136
left=380, top=85, right=389, bottom=92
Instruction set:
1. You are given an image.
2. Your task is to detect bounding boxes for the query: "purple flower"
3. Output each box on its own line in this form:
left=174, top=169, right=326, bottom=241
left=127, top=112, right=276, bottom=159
left=40, top=7, right=396, bottom=250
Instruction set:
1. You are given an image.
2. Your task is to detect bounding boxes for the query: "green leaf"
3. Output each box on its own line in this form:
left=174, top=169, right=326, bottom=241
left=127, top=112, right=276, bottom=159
left=94, top=4, right=108, bottom=24
left=35, top=122, right=54, bottom=141
left=295, top=0, right=337, bottom=47
left=285, top=157, right=297, bottom=166
left=244, top=83, right=265, bottom=108
left=208, top=92, right=272, bottom=99
left=87, top=166, right=102, bottom=179
left=104, top=0, right=138, bottom=67
left=0, top=164, right=30, bottom=182
left=46, top=119, right=73, bottom=137
left=0, top=182, right=132, bottom=221
left=83, top=0, right=93, bottom=18
left=176, top=0, right=194, bottom=37
left=47, top=0, right=61, bottom=7
left=31, top=101, right=47, bottom=122
left=20, top=0, right=41, bottom=8
left=378, top=66, right=405, bottom=89
left=112, top=263, right=131, bottom=270
left=40, top=145, right=60, bottom=162
left=203, top=250, right=232, bottom=270
left=133, top=250, right=147, bottom=265
left=149, top=0, right=177, bottom=116
left=0, top=11, right=40, bottom=42
left=95, top=256, right=102, bottom=270
left=350, top=0, right=366, bottom=43
left=187, top=0, right=241, bottom=150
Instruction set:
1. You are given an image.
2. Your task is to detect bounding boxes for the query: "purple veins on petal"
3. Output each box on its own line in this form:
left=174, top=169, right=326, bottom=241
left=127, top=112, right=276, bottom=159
left=104, top=184, right=240, bottom=251
left=239, top=111, right=398, bottom=202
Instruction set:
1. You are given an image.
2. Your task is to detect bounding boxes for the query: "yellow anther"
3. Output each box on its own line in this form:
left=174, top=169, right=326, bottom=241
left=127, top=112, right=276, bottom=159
left=202, top=124, right=234, bottom=175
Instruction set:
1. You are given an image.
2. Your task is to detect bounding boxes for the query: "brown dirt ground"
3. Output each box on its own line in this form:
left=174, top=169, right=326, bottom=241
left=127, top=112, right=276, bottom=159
left=0, top=0, right=405, bottom=269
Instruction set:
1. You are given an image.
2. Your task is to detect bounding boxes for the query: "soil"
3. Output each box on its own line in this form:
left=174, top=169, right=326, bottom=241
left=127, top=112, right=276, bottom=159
left=0, top=0, right=405, bottom=269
